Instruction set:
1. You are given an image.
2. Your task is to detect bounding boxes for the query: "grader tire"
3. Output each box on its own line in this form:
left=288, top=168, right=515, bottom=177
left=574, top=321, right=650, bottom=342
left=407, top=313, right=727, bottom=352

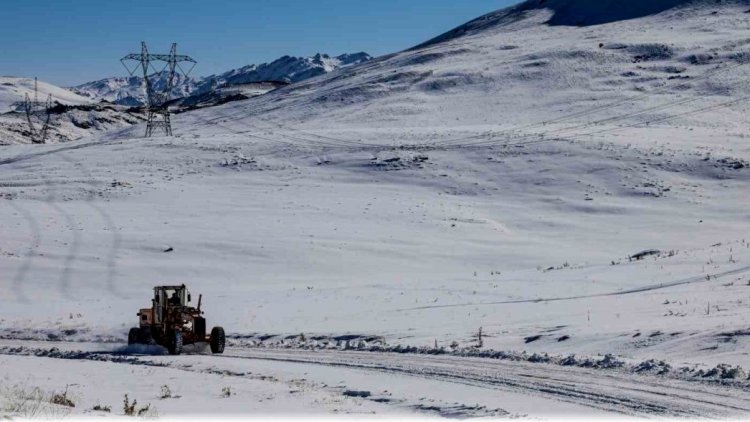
left=128, top=328, right=140, bottom=345
left=140, top=326, right=154, bottom=345
left=168, top=330, right=183, bottom=355
left=210, top=326, right=225, bottom=354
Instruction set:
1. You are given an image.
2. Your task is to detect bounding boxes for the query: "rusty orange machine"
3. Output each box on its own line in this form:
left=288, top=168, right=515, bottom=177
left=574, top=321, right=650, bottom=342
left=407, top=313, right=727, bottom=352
left=129, top=285, right=225, bottom=355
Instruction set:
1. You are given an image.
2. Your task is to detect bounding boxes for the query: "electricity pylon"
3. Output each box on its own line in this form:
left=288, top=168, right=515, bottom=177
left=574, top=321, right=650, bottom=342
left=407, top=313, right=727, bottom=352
left=10, top=77, right=53, bottom=144
left=121, top=42, right=196, bottom=137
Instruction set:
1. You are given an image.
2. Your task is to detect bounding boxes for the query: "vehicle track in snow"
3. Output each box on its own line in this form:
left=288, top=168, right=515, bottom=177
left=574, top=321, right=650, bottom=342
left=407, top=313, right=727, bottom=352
left=1, top=340, right=749, bottom=418
left=395, top=264, right=750, bottom=312
left=218, top=348, right=750, bottom=418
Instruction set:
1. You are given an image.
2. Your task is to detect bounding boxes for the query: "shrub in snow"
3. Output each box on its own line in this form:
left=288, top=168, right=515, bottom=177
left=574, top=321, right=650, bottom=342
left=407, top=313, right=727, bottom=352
left=92, top=404, right=111, bottom=412
left=122, top=394, right=153, bottom=417
left=343, top=390, right=371, bottom=398
left=578, top=358, right=596, bottom=368
left=122, top=395, right=136, bottom=416
left=560, top=355, right=579, bottom=366
left=527, top=353, right=551, bottom=363
left=634, top=359, right=671, bottom=375
left=700, top=364, right=747, bottom=380
left=684, top=53, right=715, bottom=65
left=489, top=351, right=517, bottom=360
left=629, top=249, right=660, bottom=261
left=2, top=384, right=72, bottom=418
left=576, top=354, right=624, bottom=369
left=596, top=354, right=625, bottom=369
left=50, top=387, right=74, bottom=408
left=425, top=347, right=446, bottom=355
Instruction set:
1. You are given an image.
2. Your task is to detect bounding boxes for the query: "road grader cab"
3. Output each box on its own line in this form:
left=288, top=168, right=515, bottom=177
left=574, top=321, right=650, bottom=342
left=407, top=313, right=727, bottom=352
left=128, top=285, right=225, bottom=355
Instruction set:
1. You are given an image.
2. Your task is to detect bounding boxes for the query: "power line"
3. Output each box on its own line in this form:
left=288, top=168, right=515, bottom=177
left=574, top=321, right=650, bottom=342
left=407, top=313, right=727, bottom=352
left=121, top=42, right=197, bottom=138
left=10, top=77, right=53, bottom=144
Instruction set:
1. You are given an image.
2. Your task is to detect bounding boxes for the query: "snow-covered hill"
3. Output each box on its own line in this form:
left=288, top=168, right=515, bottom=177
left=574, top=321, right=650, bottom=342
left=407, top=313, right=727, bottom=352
left=2, top=1, right=750, bottom=416
left=0, top=104, right=144, bottom=145
left=0, top=77, right=91, bottom=111
left=71, top=52, right=372, bottom=106
left=68, top=74, right=194, bottom=107
left=215, top=52, right=372, bottom=86
left=0, top=77, right=133, bottom=145
left=221, top=0, right=750, bottom=134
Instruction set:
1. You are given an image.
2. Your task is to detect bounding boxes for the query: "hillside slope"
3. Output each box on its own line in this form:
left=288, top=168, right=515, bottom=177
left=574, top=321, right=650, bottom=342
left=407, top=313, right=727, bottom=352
left=208, top=0, right=750, bottom=135
left=0, top=77, right=135, bottom=145
left=0, top=77, right=91, bottom=111
left=418, top=0, right=695, bottom=48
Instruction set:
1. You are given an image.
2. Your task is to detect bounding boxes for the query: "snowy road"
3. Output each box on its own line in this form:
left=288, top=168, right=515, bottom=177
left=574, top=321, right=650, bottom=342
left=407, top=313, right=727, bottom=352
left=1, top=340, right=749, bottom=418
left=221, top=348, right=750, bottom=418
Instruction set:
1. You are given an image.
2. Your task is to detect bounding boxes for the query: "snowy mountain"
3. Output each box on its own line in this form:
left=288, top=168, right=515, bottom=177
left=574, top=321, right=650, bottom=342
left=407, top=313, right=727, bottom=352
left=0, top=76, right=91, bottom=111
left=229, top=0, right=750, bottom=131
left=69, top=74, right=194, bottom=107
left=71, top=52, right=372, bottom=106
left=215, top=52, right=373, bottom=86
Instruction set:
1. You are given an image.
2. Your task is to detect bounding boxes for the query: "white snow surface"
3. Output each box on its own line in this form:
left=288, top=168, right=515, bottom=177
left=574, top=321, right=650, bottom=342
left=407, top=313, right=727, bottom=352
left=2, top=0, right=750, bottom=417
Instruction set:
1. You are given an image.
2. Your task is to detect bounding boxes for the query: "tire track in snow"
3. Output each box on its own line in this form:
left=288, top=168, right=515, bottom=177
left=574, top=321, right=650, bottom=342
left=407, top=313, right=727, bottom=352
left=0, top=137, right=125, bottom=167
left=57, top=152, right=123, bottom=298
left=6, top=200, right=40, bottom=303
left=395, top=265, right=750, bottom=312
left=0, top=149, right=123, bottom=298
left=3, top=341, right=749, bottom=418
left=208, top=106, right=363, bottom=150
left=189, top=104, right=382, bottom=153
left=4, top=161, right=64, bottom=302
left=216, top=348, right=750, bottom=418
left=39, top=171, right=81, bottom=299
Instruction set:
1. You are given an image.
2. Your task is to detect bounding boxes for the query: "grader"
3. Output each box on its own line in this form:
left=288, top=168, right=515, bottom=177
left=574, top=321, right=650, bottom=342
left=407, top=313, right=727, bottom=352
left=128, top=285, right=225, bottom=355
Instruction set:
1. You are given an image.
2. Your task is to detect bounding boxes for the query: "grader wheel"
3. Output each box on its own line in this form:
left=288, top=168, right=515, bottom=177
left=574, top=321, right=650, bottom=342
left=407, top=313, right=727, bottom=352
left=168, top=330, right=183, bottom=355
left=128, top=328, right=140, bottom=345
left=210, top=326, right=225, bottom=354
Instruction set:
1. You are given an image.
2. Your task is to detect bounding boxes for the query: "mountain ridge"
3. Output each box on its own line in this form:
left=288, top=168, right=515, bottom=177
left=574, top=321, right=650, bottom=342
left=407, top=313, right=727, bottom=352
left=415, top=0, right=749, bottom=49
left=71, top=52, right=372, bottom=106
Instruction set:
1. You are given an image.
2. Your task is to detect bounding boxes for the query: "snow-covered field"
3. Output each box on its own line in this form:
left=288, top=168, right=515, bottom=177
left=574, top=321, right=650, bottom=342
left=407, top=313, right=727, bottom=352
left=2, top=0, right=750, bottom=418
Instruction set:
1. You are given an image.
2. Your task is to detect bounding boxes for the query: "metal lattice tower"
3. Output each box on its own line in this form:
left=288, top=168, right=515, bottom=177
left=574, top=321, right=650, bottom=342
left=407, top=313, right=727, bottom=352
left=10, top=77, right=54, bottom=144
left=121, top=42, right=196, bottom=138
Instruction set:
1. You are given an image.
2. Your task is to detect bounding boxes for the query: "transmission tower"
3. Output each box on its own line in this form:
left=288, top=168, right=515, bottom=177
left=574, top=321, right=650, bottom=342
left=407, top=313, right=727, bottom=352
left=121, top=42, right=196, bottom=138
left=10, top=77, right=53, bottom=144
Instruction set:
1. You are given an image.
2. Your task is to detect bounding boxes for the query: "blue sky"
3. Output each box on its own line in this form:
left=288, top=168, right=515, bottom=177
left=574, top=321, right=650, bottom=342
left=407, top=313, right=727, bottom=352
left=0, top=1, right=519, bottom=87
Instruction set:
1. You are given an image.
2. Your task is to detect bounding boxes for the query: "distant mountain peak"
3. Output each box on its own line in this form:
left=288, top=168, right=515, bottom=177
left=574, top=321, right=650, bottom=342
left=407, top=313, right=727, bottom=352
left=72, top=52, right=373, bottom=106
